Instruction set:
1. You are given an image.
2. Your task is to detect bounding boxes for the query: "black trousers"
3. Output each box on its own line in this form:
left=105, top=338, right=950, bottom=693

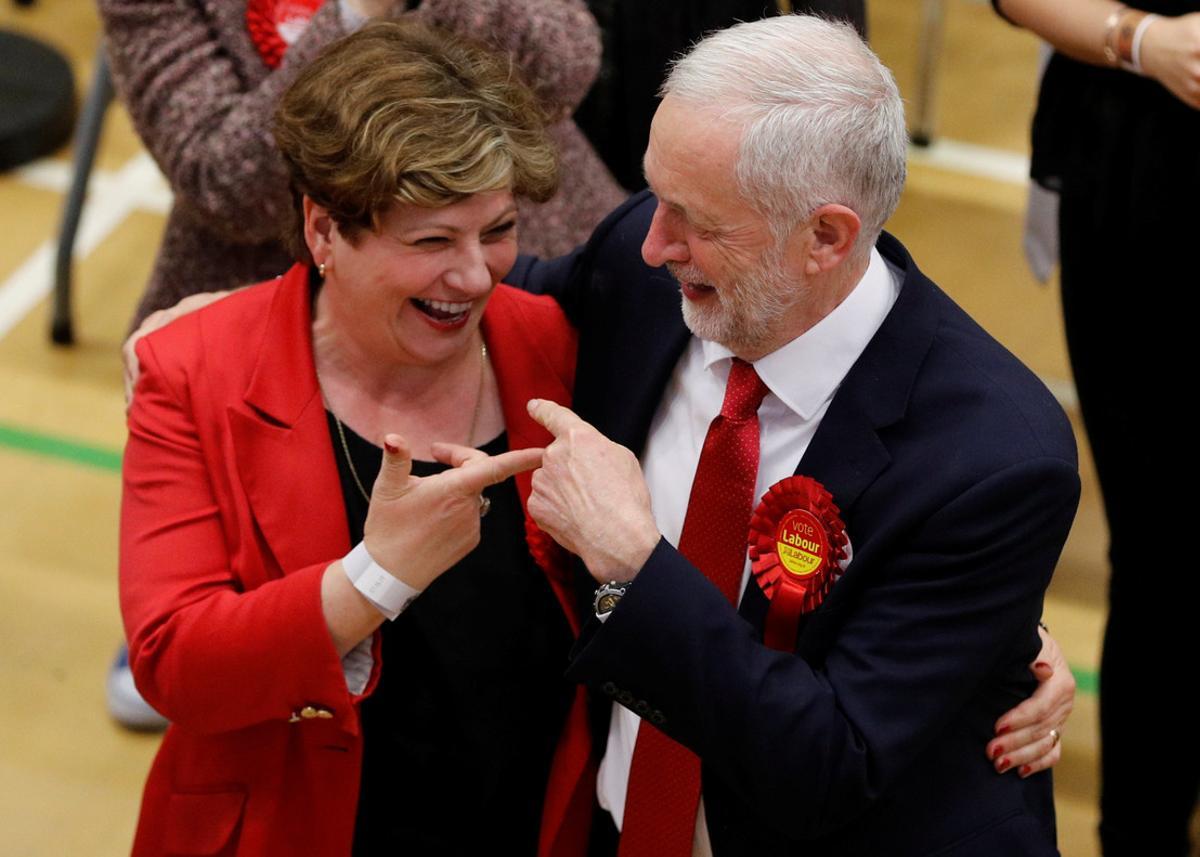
left=1059, top=174, right=1199, bottom=856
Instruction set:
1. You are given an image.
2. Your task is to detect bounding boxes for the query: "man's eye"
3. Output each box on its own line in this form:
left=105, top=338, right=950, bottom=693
left=414, top=236, right=449, bottom=246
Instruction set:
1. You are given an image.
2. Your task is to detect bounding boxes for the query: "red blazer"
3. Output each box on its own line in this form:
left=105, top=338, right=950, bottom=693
left=120, top=264, right=591, bottom=857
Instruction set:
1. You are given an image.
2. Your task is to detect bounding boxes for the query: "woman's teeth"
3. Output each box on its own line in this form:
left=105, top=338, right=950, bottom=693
left=412, top=298, right=471, bottom=320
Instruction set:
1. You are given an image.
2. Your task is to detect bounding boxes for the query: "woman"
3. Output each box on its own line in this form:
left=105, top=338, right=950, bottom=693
left=992, top=2, right=1200, bottom=853
left=98, top=0, right=626, bottom=329
left=121, top=22, right=590, bottom=856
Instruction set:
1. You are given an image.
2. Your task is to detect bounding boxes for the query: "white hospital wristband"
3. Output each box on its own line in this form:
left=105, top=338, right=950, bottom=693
left=342, top=541, right=421, bottom=621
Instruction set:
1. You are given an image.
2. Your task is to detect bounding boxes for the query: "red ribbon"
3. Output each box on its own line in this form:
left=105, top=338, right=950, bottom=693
left=748, top=476, right=848, bottom=652
left=246, top=0, right=323, bottom=69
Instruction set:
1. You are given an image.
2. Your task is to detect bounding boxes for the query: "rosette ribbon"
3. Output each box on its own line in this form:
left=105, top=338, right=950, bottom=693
left=247, top=0, right=322, bottom=69
left=748, top=476, right=848, bottom=652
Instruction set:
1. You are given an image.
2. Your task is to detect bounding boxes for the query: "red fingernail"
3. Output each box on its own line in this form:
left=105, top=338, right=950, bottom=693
left=996, top=725, right=1011, bottom=736
left=991, top=745, right=1005, bottom=760
left=1019, top=765, right=1032, bottom=778
left=996, top=758, right=1011, bottom=773
left=384, top=441, right=399, bottom=455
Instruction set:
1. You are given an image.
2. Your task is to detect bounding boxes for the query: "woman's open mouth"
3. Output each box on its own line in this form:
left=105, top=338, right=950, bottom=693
left=411, top=298, right=472, bottom=328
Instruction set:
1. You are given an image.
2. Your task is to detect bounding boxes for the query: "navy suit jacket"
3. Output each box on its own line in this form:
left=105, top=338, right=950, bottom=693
left=510, top=191, right=1079, bottom=856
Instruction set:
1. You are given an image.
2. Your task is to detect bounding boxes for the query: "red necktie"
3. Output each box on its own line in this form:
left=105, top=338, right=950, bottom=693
left=619, top=358, right=770, bottom=857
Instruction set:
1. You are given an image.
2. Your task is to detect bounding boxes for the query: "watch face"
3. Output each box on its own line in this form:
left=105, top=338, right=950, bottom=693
left=597, top=593, right=620, bottom=614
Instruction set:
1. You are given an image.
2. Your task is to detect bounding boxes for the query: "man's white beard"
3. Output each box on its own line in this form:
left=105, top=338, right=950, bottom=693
left=670, top=244, right=799, bottom=355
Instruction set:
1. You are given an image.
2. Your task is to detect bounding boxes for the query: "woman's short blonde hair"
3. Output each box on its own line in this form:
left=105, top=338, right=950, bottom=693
left=274, top=20, right=559, bottom=260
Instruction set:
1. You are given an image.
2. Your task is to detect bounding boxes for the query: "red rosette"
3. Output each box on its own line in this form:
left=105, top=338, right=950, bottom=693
left=748, top=476, right=848, bottom=652
left=246, top=0, right=322, bottom=69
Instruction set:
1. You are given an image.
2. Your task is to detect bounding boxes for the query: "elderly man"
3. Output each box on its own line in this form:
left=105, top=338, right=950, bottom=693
left=519, top=15, right=1078, bottom=857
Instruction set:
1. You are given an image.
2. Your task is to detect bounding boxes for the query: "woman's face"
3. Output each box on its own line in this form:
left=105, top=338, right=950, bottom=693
left=310, top=190, right=519, bottom=369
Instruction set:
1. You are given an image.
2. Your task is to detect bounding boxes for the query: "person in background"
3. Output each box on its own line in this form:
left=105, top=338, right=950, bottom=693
left=992, top=1, right=1199, bottom=853
left=100, top=0, right=625, bottom=728
left=120, top=22, right=593, bottom=855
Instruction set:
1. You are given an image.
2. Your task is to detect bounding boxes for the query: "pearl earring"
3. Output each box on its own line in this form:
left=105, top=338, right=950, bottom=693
left=318, top=262, right=327, bottom=278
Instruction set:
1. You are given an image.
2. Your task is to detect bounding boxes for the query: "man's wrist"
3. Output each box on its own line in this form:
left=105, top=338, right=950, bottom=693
left=585, top=525, right=660, bottom=583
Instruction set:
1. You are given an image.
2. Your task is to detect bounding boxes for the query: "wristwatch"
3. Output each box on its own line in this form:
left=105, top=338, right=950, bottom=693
left=594, top=580, right=633, bottom=621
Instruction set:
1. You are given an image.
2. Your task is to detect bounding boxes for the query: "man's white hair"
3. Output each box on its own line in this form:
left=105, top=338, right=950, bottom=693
left=662, top=15, right=907, bottom=254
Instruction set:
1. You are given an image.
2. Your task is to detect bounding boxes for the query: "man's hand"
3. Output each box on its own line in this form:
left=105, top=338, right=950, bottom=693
left=123, top=290, right=232, bottom=407
left=987, top=625, right=1075, bottom=777
left=526, top=399, right=661, bottom=582
left=363, top=435, right=544, bottom=590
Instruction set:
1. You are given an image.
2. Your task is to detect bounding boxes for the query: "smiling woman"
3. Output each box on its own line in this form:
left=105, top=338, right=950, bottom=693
left=119, top=21, right=590, bottom=857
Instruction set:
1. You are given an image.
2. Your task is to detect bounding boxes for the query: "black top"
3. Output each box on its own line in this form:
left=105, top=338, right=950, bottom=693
left=326, top=415, right=575, bottom=855
left=993, top=0, right=1200, bottom=199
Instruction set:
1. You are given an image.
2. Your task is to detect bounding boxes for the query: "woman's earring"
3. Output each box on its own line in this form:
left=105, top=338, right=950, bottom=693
left=318, top=262, right=327, bottom=278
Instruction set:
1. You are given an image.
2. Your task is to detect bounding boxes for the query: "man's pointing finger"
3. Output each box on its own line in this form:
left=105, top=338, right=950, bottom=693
left=527, top=398, right=588, bottom=438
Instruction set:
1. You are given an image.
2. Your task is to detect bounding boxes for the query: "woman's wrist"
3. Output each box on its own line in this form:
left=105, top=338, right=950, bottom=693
left=1103, top=5, right=1157, bottom=73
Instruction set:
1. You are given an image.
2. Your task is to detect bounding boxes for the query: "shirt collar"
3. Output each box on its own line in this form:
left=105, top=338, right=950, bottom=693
left=700, top=246, right=901, bottom=420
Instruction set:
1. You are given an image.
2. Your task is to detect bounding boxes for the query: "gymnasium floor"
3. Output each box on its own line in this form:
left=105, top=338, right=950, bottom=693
left=0, top=1, right=1127, bottom=853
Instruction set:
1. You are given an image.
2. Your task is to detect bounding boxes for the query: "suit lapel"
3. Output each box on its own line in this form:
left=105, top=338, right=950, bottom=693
left=230, top=265, right=350, bottom=576
left=740, top=235, right=943, bottom=652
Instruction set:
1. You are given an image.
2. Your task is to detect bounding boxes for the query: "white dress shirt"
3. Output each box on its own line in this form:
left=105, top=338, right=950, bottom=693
left=595, top=247, right=902, bottom=844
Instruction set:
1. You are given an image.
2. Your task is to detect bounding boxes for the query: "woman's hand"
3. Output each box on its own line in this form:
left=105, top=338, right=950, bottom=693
left=322, top=435, right=541, bottom=655
left=987, top=625, right=1075, bottom=777
left=363, top=435, right=543, bottom=590
left=1141, top=13, right=1200, bottom=109
left=123, top=290, right=232, bottom=407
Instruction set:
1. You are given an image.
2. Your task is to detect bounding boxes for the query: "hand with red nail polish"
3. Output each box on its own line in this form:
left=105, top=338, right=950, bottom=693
left=363, top=432, right=544, bottom=592
left=985, top=624, right=1074, bottom=777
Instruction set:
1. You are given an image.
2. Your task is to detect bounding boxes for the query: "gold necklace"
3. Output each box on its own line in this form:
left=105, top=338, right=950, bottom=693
left=331, top=341, right=489, bottom=503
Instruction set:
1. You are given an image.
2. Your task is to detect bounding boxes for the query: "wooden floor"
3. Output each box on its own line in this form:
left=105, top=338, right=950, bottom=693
left=0, top=1, right=1152, bottom=854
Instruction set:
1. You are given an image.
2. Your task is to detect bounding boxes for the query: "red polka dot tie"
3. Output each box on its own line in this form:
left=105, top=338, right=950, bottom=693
left=619, top=358, right=770, bottom=857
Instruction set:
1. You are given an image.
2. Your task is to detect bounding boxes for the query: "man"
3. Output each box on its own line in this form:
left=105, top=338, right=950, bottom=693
left=519, top=15, right=1078, bottom=856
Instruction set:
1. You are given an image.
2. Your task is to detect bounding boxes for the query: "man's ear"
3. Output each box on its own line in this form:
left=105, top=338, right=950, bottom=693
left=303, top=196, right=336, bottom=268
left=801, top=204, right=861, bottom=276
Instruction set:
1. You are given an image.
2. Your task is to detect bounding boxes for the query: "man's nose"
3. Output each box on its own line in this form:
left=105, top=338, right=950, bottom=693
left=641, top=204, right=689, bottom=268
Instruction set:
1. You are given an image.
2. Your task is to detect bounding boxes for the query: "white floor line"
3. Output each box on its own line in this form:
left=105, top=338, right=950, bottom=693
left=907, top=138, right=1030, bottom=186
left=0, top=153, right=171, bottom=341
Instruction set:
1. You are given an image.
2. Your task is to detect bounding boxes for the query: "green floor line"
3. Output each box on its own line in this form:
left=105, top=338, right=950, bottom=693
left=1072, top=666, right=1098, bottom=697
left=0, top=420, right=1107, bottom=697
left=0, top=422, right=123, bottom=472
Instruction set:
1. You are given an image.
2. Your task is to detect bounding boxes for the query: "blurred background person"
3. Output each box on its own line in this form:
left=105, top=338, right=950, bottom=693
left=993, top=1, right=1200, bottom=854
left=120, top=22, right=593, bottom=856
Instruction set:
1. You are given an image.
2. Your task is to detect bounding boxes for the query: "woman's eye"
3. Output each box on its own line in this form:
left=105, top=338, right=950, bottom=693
left=486, top=221, right=517, bottom=240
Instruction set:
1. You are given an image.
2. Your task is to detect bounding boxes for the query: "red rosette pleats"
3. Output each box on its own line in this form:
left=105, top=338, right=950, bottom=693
left=748, top=476, right=848, bottom=652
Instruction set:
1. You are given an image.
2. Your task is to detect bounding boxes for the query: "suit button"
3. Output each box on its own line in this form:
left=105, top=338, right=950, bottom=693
left=617, top=691, right=634, bottom=706
left=315, top=708, right=333, bottom=719
left=602, top=682, right=617, bottom=696
left=299, top=706, right=319, bottom=720
left=635, top=700, right=650, bottom=716
left=650, top=710, right=666, bottom=725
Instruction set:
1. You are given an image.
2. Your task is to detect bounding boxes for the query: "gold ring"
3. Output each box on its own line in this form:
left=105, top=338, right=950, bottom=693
left=1049, top=728, right=1061, bottom=746
left=479, top=495, right=491, bottom=517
